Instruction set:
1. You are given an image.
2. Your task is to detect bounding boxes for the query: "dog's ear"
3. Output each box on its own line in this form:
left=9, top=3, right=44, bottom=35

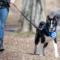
left=53, top=16, right=57, bottom=20
left=47, top=15, right=50, bottom=20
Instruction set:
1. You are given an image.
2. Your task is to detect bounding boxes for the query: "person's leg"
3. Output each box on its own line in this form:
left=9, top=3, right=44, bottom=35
left=0, top=19, right=2, bottom=38
left=0, top=8, right=9, bottom=51
left=0, top=8, right=9, bottom=40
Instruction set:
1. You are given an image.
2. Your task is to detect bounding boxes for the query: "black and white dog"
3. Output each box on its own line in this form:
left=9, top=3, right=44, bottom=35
left=34, top=16, right=59, bottom=57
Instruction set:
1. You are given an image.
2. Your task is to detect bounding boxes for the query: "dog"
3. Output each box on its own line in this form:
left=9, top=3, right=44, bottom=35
left=34, top=15, right=59, bottom=57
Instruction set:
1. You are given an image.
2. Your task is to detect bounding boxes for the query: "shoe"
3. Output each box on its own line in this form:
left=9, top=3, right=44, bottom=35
left=0, top=39, right=4, bottom=51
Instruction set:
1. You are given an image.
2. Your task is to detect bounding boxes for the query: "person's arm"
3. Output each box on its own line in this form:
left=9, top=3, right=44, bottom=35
left=10, top=0, right=15, bottom=4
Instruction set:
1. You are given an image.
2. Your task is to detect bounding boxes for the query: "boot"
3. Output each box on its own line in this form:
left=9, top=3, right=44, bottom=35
left=0, top=39, right=4, bottom=51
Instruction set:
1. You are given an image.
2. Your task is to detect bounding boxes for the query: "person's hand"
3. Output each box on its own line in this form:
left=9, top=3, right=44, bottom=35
left=10, top=0, right=15, bottom=4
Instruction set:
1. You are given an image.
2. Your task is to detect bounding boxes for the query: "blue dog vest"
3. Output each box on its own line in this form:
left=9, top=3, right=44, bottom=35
left=44, top=24, right=57, bottom=38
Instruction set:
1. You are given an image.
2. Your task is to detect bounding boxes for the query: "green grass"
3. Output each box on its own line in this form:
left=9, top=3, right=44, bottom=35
left=12, top=31, right=35, bottom=36
left=57, top=33, right=60, bottom=37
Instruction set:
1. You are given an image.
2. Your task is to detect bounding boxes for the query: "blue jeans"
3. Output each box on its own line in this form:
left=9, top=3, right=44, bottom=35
left=0, top=8, right=9, bottom=41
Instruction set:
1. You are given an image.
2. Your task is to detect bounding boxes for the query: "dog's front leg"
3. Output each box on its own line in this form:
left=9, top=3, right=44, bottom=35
left=53, top=38, right=59, bottom=57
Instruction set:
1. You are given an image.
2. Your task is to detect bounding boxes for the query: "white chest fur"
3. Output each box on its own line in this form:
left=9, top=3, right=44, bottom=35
left=44, top=35, right=54, bottom=43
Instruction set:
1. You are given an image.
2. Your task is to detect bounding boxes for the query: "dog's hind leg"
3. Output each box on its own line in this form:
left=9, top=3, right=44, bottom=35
left=34, top=37, right=40, bottom=54
left=34, top=32, right=40, bottom=54
left=34, top=45, right=37, bottom=54
left=53, top=38, right=59, bottom=57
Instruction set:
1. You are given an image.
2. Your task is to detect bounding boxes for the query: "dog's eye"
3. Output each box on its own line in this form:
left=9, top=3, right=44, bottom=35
left=52, top=21, right=56, bottom=24
left=54, top=21, right=56, bottom=24
left=47, top=20, right=50, bottom=23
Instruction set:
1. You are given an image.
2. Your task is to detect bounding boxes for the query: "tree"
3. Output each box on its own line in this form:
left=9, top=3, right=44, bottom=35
left=20, top=0, right=46, bottom=32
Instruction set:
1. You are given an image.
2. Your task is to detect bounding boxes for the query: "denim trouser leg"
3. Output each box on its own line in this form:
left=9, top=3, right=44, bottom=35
left=0, top=8, right=9, bottom=41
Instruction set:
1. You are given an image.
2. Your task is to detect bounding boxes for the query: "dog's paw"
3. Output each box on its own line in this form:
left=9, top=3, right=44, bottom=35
left=55, top=55, right=59, bottom=58
left=43, top=54, right=46, bottom=56
left=39, top=54, right=43, bottom=56
left=34, top=51, right=36, bottom=55
left=34, top=53, right=36, bottom=55
left=39, top=55, right=43, bottom=56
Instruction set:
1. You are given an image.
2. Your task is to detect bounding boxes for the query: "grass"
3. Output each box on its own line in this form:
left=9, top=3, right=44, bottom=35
left=57, top=33, right=60, bottom=37
left=12, top=31, right=35, bottom=36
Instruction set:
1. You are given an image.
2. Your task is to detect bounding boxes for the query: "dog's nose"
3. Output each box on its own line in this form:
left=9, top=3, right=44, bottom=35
left=50, top=28, right=53, bottom=32
left=51, top=28, right=53, bottom=30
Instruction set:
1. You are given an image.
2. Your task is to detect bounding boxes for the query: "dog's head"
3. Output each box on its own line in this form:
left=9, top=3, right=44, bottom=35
left=46, top=15, right=57, bottom=32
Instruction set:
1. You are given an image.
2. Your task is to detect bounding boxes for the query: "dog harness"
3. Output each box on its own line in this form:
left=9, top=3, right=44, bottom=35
left=44, top=24, right=57, bottom=38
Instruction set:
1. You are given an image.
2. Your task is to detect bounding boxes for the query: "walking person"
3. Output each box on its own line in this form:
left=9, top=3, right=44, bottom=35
left=0, top=0, right=15, bottom=51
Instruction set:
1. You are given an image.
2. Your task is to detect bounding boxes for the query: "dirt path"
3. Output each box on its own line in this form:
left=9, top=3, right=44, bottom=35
left=0, top=33, right=60, bottom=60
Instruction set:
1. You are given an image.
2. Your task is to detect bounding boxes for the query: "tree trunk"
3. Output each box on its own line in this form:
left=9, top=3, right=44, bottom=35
left=20, top=0, right=46, bottom=32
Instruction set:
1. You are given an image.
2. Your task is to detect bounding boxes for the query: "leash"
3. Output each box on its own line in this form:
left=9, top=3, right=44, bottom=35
left=13, top=4, right=45, bottom=30
left=13, top=4, right=39, bottom=29
left=2, top=0, right=45, bottom=30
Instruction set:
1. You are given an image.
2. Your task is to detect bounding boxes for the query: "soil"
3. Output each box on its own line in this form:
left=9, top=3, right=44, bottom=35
left=0, top=32, right=60, bottom=60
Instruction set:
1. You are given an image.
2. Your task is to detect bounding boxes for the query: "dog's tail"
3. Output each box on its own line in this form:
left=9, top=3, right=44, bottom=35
left=38, top=21, right=46, bottom=30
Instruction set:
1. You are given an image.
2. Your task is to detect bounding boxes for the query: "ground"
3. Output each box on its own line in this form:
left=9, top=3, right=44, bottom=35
left=2, top=0, right=60, bottom=60
left=0, top=0, right=59, bottom=60
left=0, top=32, right=60, bottom=60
